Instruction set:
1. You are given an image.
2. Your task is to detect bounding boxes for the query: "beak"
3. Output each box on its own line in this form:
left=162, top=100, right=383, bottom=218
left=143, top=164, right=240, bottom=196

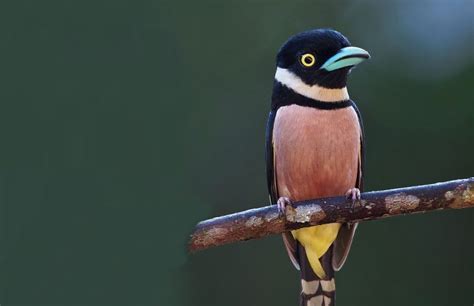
left=320, top=46, right=370, bottom=71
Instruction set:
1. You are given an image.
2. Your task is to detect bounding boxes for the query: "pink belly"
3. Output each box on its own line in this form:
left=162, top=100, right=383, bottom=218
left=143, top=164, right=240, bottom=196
left=273, top=104, right=361, bottom=201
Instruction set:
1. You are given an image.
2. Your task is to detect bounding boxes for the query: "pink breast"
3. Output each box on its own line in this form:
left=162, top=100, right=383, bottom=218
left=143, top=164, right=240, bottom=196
left=273, top=104, right=361, bottom=201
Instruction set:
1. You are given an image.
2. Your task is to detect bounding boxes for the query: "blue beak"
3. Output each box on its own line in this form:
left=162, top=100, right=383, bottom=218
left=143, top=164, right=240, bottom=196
left=320, top=46, right=370, bottom=72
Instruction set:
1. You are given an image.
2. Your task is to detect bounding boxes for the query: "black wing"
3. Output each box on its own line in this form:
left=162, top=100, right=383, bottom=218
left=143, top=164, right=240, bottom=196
left=265, top=110, right=278, bottom=203
left=351, top=100, right=365, bottom=190
left=332, top=100, right=365, bottom=270
left=265, top=109, right=300, bottom=270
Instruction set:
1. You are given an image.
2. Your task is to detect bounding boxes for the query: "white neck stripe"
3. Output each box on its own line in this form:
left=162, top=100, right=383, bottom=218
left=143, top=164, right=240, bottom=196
left=274, top=67, right=349, bottom=102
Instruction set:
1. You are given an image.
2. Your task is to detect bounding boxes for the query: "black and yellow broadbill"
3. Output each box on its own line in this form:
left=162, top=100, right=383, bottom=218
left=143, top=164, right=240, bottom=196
left=265, top=29, right=370, bottom=306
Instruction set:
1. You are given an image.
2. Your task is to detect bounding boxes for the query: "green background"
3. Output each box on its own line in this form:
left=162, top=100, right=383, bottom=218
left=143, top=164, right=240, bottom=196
left=1, top=1, right=473, bottom=305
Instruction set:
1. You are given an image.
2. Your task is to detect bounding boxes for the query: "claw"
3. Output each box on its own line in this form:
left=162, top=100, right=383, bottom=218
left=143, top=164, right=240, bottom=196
left=277, top=197, right=292, bottom=215
left=345, top=188, right=361, bottom=212
left=346, top=188, right=361, bottom=201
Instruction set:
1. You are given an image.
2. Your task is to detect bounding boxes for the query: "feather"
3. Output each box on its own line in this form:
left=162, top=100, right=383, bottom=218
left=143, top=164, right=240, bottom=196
left=266, top=109, right=301, bottom=270
left=266, top=103, right=364, bottom=277
left=332, top=101, right=364, bottom=271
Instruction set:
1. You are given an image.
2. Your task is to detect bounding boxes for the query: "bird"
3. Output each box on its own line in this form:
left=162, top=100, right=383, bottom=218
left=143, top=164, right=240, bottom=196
left=265, top=29, right=369, bottom=306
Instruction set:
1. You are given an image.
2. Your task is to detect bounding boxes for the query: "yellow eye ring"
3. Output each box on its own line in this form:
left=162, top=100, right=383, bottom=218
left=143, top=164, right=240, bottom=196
left=301, top=53, right=316, bottom=67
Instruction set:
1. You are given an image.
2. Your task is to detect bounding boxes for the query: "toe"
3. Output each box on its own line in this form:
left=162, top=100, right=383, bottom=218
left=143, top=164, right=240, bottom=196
left=346, top=188, right=361, bottom=201
left=346, top=188, right=354, bottom=199
left=277, top=197, right=291, bottom=214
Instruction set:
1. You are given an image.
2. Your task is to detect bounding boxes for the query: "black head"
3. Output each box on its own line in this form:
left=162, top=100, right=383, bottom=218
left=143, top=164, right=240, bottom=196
left=276, top=29, right=369, bottom=89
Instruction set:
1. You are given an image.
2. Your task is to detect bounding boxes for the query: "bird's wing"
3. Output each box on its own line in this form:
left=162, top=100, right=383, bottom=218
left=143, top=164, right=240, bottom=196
left=332, top=101, right=365, bottom=271
left=265, top=110, right=278, bottom=204
left=266, top=109, right=300, bottom=270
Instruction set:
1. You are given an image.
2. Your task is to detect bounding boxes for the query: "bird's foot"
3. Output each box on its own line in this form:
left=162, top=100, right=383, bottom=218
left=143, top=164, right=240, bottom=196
left=277, top=197, right=293, bottom=215
left=346, top=188, right=361, bottom=201
left=345, top=188, right=361, bottom=212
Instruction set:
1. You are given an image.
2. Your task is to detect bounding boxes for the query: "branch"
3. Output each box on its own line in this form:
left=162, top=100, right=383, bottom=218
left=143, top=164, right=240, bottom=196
left=189, top=177, right=474, bottom=252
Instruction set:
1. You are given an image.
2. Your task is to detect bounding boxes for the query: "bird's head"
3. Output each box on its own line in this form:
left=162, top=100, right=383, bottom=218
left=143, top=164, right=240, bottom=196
left=275, top=29, right=370, bottom=91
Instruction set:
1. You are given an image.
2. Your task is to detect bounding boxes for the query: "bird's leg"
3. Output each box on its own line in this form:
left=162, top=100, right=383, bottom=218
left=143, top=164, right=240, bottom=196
left=277, top=197, right=293, bottom=215
left=345, top=188, right=361, bottom=212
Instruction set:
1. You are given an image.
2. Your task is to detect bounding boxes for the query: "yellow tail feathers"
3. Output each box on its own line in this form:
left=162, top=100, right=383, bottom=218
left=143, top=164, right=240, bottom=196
left=292, top=223, right=341, bottom=279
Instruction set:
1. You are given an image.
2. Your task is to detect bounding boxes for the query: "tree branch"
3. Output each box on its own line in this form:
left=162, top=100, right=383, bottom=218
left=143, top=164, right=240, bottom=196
left=189, top=177, right=474, bottom=252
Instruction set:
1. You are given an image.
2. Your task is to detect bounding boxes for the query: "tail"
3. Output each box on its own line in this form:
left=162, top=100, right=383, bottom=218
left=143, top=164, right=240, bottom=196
left=298, top=243, right=336, bottom=306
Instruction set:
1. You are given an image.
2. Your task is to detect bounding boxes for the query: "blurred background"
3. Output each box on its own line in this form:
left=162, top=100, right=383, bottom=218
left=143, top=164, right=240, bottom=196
left=0, top=0, right=473, bottom=305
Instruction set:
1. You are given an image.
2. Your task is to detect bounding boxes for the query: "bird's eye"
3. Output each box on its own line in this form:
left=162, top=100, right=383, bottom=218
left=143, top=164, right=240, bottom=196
left=300, top=53, right=316, bottom=67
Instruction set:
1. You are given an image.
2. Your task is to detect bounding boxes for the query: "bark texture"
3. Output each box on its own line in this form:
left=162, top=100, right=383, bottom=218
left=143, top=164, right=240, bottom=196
left=189, top=177, right=474, bottom=252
